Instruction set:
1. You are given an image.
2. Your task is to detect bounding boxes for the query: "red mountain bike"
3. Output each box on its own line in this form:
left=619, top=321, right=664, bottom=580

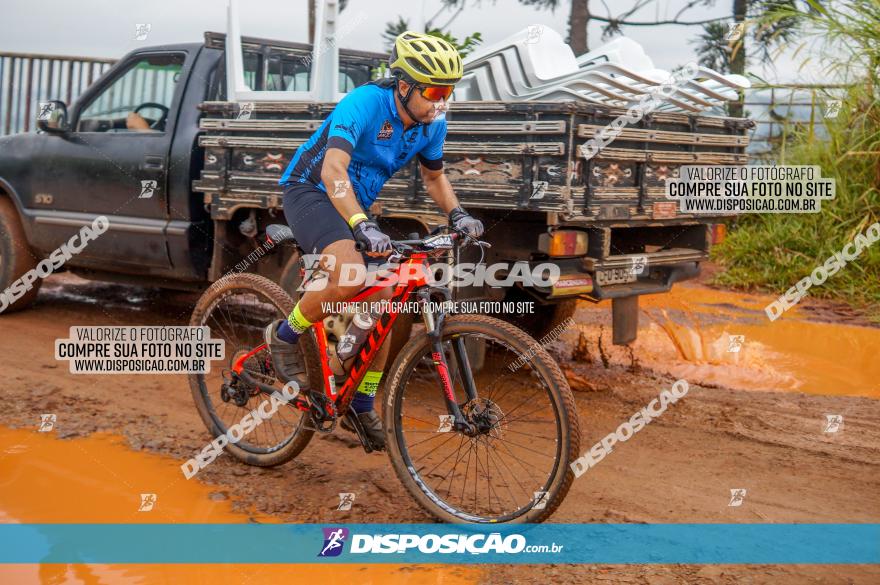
left=188, top=225, right=580, bottom=523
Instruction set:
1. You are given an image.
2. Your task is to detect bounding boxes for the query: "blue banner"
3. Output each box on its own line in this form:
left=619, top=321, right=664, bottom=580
left=0, top=524, right=876, bottom=564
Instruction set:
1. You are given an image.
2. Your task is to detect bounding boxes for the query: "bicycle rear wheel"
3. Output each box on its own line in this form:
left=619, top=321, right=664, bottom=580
left=383, top=314, right=580, bottom=523
left=188, top=273, right=314, bottom=467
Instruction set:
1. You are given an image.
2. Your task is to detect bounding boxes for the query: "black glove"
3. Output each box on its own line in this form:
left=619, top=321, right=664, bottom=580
left=352, top=219, right=392, bottom=255
left=449, top=207, right=484, bottom=238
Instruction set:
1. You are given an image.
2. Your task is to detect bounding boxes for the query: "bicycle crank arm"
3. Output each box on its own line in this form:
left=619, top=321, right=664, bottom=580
left=236, top=370, right=310, bottom=411
left=342, top=407, right=377, bottom=454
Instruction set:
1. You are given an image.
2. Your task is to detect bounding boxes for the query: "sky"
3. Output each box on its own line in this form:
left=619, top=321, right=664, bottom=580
left=0, top=0, right=826, bottom=84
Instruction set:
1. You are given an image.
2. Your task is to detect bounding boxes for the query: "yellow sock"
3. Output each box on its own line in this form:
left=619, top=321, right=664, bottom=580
left=357, top=371, right=383, bottom=397
left=287, top=302, right=313, bottom=334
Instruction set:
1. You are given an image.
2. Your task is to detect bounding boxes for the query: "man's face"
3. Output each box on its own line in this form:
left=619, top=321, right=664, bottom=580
left=398, top=80, right=452, bottom=123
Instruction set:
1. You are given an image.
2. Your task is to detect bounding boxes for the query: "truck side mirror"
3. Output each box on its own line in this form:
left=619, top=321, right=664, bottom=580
left=36, top=100, right=69, bottom=133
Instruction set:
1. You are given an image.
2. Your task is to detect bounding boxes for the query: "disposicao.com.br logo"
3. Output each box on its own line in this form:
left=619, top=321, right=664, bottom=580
left=316, top=527, right=563, bottom=556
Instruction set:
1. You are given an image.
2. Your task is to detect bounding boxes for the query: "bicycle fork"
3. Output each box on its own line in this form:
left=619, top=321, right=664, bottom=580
left=419, top=289, right=479, bottom=436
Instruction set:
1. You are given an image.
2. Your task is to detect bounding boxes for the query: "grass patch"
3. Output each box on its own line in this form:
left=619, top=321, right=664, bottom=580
left=712, top=1, right=880, bottom=319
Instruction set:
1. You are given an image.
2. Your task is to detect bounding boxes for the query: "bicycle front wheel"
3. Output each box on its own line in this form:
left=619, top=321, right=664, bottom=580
left=383, top=314, right=581, bottom=523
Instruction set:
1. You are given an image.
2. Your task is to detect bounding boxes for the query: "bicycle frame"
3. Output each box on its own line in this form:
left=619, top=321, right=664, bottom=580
left=313, top=255, right=431, bottom=417
left=230, top=250, right=476, bottom=430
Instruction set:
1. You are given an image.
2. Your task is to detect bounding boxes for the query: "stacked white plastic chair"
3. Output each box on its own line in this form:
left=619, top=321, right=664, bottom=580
left=455, top=26, right=750, bottom=114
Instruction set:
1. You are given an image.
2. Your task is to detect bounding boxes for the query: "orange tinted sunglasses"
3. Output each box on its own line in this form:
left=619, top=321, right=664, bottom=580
left=418, top=85, right=454, bottom=102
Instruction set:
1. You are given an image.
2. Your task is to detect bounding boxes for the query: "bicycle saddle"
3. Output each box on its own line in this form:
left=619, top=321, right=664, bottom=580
left=266, top=224, right=296, bottom=245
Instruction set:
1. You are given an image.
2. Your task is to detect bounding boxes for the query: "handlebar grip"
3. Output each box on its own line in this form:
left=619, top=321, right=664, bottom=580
left=354, top=241, right=366, bottom=252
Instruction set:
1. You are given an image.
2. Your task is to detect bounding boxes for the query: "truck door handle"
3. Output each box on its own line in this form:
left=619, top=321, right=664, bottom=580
left=141, top=155, right=165, bottom=171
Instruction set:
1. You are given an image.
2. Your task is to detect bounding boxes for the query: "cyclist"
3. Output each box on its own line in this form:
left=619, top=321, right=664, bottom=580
left=264, top=32, right=484, bottom=451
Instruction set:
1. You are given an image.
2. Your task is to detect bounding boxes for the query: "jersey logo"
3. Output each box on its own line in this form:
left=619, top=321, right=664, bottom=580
left=334, top=122, right=355, bottom=137
left=376, top=120, right=394, bottom=140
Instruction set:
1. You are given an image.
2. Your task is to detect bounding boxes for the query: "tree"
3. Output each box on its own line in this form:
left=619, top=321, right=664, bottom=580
left=516, top=0, right=728, bottom=55
left=382, top=17, right=483, bottom=58
left=516, top=0, right=588, bottom=54
left=691, top=0, right=802, bottom=116
left=382, top=1, right=483, bottom=58
left=308, top=0, right=350, bottom=44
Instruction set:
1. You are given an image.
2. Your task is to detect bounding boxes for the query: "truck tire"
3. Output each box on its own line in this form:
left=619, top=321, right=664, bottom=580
left=0, top=198, right=42, bottom=314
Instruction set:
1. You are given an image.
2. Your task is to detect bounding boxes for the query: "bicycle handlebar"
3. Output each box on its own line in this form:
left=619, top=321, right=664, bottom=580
left=354, top=229, right=490, bottom=255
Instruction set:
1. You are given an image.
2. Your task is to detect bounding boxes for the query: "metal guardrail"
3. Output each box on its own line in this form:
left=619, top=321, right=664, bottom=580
left=743, top=83, right=851, bottom=156
left=0, top=52, right=116, bottom=136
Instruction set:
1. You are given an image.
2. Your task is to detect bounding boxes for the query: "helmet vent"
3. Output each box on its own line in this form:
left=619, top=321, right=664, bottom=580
left=405, top=57, right=431, bottom=75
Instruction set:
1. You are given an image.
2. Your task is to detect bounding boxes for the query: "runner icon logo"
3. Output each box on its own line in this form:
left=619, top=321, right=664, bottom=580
left=319, top=527, right=349, bottom=557
left=437, top=415, right=455, bottom=433
left=337, top=493, right=355, bottom=511
left=824, top=414, right=844, bottom=433
left=38, top=414, right=56, bottom=432
left=139, top=180, right=157, bottom=199
left=727, top=335, right=745, bottom=353
left=728, top=488, right=747, bottom=507
left=139, top=493, right=157, bottom=512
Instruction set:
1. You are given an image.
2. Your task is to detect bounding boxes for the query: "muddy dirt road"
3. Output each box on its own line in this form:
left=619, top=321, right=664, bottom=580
left=1, top=273, right=879, bottom=584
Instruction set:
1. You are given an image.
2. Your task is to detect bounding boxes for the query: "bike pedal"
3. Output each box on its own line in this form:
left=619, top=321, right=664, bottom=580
left=307, top=414, right=337, bottom=434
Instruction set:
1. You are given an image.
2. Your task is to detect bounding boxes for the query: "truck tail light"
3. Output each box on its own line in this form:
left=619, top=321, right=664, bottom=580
left=539, top=230, right=588, bottom=257
left=710, top=223, right=727, bottom=245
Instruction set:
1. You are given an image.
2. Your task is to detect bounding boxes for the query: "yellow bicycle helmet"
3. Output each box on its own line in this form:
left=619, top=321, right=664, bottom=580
left=389, top=31, right=463, bottom=86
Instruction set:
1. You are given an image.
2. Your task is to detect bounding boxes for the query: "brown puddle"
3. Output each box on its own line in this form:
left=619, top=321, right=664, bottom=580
left=574, top=284, right=880, bottom=398
left=0, top=427, right=480, bottom=584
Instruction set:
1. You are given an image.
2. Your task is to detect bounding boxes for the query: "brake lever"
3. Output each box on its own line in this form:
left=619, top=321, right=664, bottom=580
left=456, top=230, right=492, bottom=249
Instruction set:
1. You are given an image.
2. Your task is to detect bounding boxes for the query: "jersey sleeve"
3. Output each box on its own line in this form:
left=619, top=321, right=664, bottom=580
left=417, top=118, right=447, bottom=170
left=326, top=87, right=376, bottom=154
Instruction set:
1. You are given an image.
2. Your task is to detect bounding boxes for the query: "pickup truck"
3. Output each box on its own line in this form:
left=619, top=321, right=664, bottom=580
left=0, top=31, right=751, bottom=349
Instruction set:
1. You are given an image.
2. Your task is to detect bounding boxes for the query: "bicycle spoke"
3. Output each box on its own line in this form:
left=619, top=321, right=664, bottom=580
left=486, top=439, right=532, bottom=502
left=420, top=434, right=469, bottom=478
left=394, top=325, right=572, bottom=522
left=406, top=427, right=459, bottom=452
left=492, top=435, right=557, bottom=459
left=194, top=285, right=303, bottom=454
left=459, top=440, right=475, bottom=507
left=496, top=437, right=546, bottom=486
left=440, top=435, right=471, bottom=498
left=501, top=402, right=556, bottom=427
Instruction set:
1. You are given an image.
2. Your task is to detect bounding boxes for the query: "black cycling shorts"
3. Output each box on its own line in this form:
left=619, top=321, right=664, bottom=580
left=282, top=181, right=381, bottom=264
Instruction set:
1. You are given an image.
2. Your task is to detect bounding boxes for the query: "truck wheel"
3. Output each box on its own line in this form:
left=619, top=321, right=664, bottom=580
left=0, top=198, right=41, bottom=314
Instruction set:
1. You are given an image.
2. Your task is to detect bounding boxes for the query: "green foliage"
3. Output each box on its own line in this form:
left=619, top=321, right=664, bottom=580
left=382, top=16, right=410, bottom=49
left=712, top=1, right=880, bottom=318
left=690, top=0, right=802, bottom=75
left=424, top=29, right=483, bottom=58
left=693, top=21, right=732, bottom=72
left=381, top=17, right=482, bottom=58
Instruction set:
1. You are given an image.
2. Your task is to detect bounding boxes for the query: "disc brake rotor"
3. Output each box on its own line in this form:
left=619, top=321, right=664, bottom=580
left=462, top=397, right=506, bottom=439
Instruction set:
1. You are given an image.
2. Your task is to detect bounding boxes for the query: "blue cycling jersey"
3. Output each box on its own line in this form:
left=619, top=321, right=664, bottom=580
left=279, top=82, right=447, bottom=209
